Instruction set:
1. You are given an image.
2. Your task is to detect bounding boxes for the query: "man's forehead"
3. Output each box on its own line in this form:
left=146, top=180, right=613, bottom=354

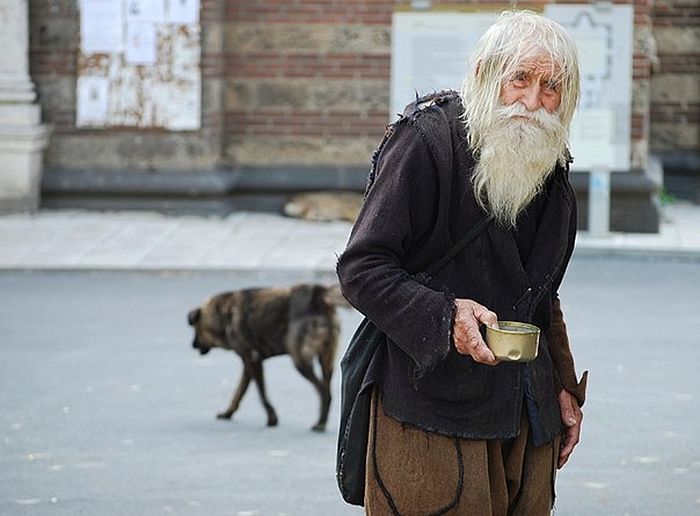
left=512, top=55, right=561, bottom=78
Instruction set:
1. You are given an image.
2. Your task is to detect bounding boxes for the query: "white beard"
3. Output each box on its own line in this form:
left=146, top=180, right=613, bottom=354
left=471, top=103, right=568, bottom=228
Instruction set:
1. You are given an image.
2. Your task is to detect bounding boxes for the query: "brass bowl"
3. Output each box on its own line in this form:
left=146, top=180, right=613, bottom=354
left=485, top=321, right=540, bottom=362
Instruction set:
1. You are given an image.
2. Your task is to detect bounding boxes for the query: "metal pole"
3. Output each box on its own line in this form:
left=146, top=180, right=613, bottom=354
left=588, top=168, right=611, bottom=237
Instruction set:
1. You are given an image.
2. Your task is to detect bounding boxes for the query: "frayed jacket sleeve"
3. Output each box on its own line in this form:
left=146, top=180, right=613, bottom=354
left=545, top=180, right=588, bottom=407
left=336, top=120, right=454, bottom=375
left=547, top=296, right=588, bottom=406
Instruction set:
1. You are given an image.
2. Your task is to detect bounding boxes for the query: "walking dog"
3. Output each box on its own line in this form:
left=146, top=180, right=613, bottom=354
left=187, top=284, right=341, bottom=432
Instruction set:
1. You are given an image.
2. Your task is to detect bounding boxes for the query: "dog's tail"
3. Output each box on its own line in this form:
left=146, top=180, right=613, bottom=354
left=323, top=284, right=352, bottom=309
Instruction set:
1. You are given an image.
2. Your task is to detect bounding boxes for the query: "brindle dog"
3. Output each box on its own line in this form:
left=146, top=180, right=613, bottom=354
left=187, top=284, right=340, bottom=432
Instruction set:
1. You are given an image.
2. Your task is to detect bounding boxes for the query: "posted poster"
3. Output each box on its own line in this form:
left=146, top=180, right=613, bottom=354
left=78, top=0, right=201, bottom=129
left=167, top=0, right=200, bottom=24
left=126, top=0, right=165, bottom=23
left=76, top=76, right=110, bottom=126
left=545, top=4, right=634, bottom=171
left=390, top=12, right=499, bottom=120
left=80, top=0, right=123, bottom=53
left=125, top=22, right=157, bottom=65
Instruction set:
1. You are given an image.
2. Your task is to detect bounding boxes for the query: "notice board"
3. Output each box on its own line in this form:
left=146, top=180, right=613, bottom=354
left=77, top=0, right=201, bottom=131
left=545, top=4, right=634, bottom=171
left=391, top=6, right=634, bottom=171
left=390, top=11, right=499, bottom=119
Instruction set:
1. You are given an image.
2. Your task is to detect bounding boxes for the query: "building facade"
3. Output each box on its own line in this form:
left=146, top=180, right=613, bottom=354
left=25, top=0, right=699, bottom=227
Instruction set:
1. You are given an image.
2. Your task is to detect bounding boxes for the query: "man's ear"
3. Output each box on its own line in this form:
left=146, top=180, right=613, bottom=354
left=187, top=308, right=201, bottom=326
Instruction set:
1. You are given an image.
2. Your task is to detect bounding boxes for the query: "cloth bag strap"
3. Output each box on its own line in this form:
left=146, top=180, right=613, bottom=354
left=423, top=215, right=493, bottom=280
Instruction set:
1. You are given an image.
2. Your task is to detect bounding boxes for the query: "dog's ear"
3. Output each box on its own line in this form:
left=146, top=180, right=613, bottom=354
left=187, top=308, right=201, bottom=326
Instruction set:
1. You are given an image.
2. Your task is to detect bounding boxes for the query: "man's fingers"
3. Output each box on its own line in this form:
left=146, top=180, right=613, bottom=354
left=473, top=304, right=498, bottom=328
left=464, top=324, right=499, bottom=365
left=452, top=299, right=499, bottom=365
left=558, top=450, right=570, bottom=469
left=472, top=344, right=498, bottom=365
left=559, top=437, right=574, bottom=468
left=558, top=415, right=581, bottom=469
left=465, top=324, right=484, bottom=349
left=454, top=327, right=497, bottom=365
left=561, top=402, right=577, bottom=427
left=558, top=432, right=578, bottom=469
left=558, top=390, right=580, bottom=427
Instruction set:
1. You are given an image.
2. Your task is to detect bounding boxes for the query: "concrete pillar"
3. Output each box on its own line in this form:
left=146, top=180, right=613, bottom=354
left=0, top=0, right=49, bottom=213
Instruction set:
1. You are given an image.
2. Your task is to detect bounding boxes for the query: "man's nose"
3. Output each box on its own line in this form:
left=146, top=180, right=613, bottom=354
left=520, top=83, right=542, bottom=112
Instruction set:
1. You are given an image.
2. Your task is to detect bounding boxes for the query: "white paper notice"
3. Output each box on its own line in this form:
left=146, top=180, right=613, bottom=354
left=166, top=0, right=200, bottom=24
left=76, top=76, right=110, bottom=126
left=390, top=12, right=499, bottom=120
left=126, top=22, right=157, bottom=65
left=569, top=109, right=616, bottom=169
left=126, top=0, right=166, bottom=22
left=545, top=4, right=634, bottom=171
left=574, top=30, right=608, bottom=77
left=80, top=0, right=124, bottom=53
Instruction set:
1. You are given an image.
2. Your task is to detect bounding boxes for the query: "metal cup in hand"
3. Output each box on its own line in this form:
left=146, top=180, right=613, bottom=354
left=485, top=321, right=540, bottom=362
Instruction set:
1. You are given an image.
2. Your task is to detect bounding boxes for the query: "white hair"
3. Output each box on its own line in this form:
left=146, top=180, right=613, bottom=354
left=460, top=10, right=581, bottom=153
left=471, top=103, right=568, bottom=227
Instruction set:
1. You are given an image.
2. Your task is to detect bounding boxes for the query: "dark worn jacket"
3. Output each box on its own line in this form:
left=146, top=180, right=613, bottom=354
left=337, top=91, right=587, bottom=447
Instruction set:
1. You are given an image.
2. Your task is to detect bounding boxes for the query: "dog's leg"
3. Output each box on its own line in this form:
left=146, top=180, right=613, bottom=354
left=217, top=366, right=251, bottom=420
left=292, top=359, right=329, bottom=432
left=317, top=347, right=335, bottom=432
left=248, top=359, right=278, bottom=427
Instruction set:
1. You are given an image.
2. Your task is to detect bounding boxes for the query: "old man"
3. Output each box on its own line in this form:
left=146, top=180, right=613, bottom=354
left=337, top=10, right=588, bottom=515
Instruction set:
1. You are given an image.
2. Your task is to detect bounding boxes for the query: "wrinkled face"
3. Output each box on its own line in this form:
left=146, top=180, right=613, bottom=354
left=500, top=55, right=562, bottom=115
left=187, top=305, right=226, bottom=355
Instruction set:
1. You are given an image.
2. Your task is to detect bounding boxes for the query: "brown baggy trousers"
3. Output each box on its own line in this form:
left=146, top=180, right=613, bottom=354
left=364, top=389, right=560, bottom=516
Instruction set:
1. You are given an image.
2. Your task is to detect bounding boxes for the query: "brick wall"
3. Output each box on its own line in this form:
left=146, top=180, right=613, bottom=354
left=650, top=0, right=699, bottom=153
left=224, top=0, right=655, bottom=169
left=222, top=0, right=395, bottom=167
left=28, top=0, right=670, bottom=174
left=28, top=0, right=226, bottom=171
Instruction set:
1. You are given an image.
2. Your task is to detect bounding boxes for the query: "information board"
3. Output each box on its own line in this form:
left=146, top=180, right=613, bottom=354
left=77, top=0, right=201, bottom=131
left=390, top=11, right=499, bottom=119
left=545, top=4, right=634, bottom=171
left=390, top=7, right=634, bottom=171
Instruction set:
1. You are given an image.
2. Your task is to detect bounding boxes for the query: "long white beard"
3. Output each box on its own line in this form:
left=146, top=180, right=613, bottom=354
left=471, top=103, right=568, bottom=228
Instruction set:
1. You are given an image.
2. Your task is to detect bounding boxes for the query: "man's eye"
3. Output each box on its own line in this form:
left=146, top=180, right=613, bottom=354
left=544, top=79, right=559, bottom=92
left=511, top=71, right=528, bottom=84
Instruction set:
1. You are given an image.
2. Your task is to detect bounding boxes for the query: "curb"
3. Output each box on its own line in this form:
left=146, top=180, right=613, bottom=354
left=573, top=246, right=700, bottom=262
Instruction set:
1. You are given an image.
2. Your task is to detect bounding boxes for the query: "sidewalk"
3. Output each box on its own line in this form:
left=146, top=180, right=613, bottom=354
left=0, top=202, right=699, bottom=272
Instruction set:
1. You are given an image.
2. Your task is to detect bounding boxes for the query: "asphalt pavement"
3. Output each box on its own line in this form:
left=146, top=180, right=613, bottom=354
left=0, top=204, right=699, bottom=515
left=0, top=263, right=698, bottom=516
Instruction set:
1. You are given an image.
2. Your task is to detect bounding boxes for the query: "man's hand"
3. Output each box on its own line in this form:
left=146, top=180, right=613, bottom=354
left=453, top=299, right=499, bottom=366
left=558, top=389, right=583, bottom=469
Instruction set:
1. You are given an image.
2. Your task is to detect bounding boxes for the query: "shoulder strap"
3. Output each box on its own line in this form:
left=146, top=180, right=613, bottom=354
left=424, top=216, right=493, bottom=279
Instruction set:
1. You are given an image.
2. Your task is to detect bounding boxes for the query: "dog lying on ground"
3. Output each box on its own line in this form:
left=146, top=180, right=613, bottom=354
left=187, top=284, right=342, bottom=432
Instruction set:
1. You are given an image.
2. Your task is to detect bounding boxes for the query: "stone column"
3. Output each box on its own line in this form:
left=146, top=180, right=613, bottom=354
left=0, top=0, right=49, bottom=213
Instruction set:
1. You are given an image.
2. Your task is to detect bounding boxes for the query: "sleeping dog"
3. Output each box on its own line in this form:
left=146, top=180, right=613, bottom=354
left=187, top=284, right=341, bottom=432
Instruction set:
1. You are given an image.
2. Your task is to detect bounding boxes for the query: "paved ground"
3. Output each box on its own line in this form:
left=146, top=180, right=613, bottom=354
left=0, top=201, right=699, bottom=272
left=1, top=260, right=699, bottom=516
left=0, top=203, right=699, bottom=515
left=0, top=270, right=358, bottom=516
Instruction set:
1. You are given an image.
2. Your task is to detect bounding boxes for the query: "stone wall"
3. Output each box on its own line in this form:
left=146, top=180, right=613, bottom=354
left=224, top=0, right=656, bottom=170
left=223, top=0, right=393, bottom=168
left=27, top=0, right=684, bottom=193
left=650, top=0, right=699, bottom=155
left=28, top=0, right=227, bottom=171
left=28, top=0, right=661, bottom=172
